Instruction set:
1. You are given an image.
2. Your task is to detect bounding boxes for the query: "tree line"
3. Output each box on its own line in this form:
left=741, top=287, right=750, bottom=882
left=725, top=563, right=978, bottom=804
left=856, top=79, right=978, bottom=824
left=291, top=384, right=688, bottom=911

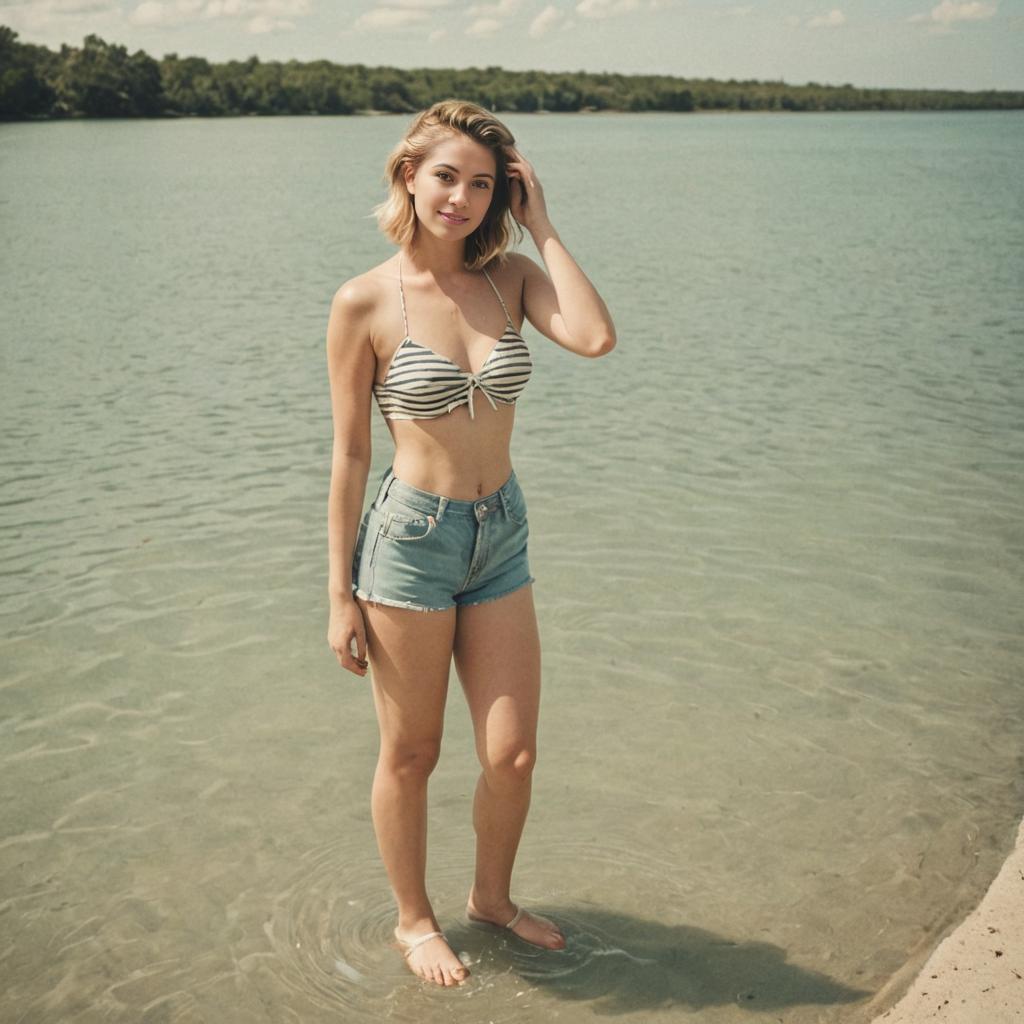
left=2, top=26, right=1021, bottom=121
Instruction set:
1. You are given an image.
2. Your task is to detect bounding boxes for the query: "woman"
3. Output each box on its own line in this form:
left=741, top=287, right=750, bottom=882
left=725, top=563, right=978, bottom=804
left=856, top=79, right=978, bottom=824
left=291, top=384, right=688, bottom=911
left=325, top=100, right=616, bottom=988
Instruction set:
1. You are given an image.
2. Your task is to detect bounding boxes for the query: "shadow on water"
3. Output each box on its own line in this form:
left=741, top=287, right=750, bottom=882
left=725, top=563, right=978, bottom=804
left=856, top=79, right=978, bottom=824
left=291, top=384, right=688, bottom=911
left=460, top=906, right=871, bottom=1017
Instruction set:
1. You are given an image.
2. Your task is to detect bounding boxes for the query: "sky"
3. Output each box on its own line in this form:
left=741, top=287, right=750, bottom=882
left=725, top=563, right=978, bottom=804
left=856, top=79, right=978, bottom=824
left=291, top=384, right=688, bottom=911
left=2, top=0, right=1022, bottom=91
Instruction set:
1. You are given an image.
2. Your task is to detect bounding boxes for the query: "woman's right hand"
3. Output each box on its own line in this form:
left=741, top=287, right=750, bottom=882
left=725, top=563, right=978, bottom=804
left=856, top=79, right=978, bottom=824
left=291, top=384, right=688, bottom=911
left=328, top=598, right=369, bottom=677
left=504, top=146, right=550, bottom=234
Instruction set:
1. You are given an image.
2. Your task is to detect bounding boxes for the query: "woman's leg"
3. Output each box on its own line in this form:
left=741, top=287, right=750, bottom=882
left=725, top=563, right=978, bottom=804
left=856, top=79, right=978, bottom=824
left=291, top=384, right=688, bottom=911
left=453, top=585, right=565, bottom=950
left=360, top=600, right=469, bottom=986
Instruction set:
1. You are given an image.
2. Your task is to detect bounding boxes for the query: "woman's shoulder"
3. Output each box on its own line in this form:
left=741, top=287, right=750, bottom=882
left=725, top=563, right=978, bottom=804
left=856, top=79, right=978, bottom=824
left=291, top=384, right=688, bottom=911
left=331, top=257, right=399, bottom=320
left=487, top=251, right=536, bottom=278
left=485, top=251, right=539, bottom=297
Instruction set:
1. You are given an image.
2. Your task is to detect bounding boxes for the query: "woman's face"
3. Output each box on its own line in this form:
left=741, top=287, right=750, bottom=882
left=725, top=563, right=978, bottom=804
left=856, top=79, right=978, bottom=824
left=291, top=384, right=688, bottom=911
left=404, top=132, right=498, bottom=242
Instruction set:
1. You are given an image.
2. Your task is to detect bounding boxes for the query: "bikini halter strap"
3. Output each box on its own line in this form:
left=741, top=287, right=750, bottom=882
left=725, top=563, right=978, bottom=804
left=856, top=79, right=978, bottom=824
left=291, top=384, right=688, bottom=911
left=481, top=266, right=513, bottom=326
left=398, top=255, right=512, bottom=335
left=397, top=255, right=409, bottom=337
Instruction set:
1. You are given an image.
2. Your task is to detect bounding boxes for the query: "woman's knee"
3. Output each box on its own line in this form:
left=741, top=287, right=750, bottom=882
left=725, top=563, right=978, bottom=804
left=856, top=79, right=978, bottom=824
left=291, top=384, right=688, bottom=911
left=379, top=736, right=443, bottom=780
left=482, top=743, right=536, bottom=785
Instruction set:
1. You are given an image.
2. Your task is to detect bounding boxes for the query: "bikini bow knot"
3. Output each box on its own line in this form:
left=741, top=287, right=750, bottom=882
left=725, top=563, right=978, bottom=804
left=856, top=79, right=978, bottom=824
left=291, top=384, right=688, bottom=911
left=465, top=374, right=498, bottom=420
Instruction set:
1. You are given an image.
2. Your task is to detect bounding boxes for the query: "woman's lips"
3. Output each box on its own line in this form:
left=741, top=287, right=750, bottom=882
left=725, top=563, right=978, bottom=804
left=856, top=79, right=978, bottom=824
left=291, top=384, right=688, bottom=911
left=439, top=211, right=468, bottom=224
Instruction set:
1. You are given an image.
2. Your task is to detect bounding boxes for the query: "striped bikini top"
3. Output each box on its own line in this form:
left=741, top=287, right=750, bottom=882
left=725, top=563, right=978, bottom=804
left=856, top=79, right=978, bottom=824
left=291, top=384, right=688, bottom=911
left=373, top=258, right=532, bottom=421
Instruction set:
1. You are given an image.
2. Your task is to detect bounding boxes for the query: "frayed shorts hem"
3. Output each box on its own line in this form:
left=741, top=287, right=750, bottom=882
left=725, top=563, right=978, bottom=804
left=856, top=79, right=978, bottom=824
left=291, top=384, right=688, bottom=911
left=353, top=575, right=534, bottom=614
left=460, top=575, right=535, bottom=609
left=353, top=587, right=451, bottom=613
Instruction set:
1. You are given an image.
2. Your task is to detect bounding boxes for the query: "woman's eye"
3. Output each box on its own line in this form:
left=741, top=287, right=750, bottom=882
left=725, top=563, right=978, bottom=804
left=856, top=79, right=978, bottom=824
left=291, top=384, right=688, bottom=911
left=472, top=180, right=490, bottom=190
left=436, top=172, right=452, bottom=182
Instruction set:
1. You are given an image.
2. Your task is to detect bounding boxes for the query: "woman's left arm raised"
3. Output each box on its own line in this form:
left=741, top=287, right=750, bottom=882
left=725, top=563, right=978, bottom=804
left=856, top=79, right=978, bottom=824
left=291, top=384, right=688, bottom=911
left=505, top=148, right=617, bottom=359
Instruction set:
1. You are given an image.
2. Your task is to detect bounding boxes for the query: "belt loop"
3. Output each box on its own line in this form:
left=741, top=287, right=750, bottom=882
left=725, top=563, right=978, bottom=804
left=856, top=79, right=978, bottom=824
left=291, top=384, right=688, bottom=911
left=498, top=488, right=510, bottom=518
left=380, top=467, right=396, bottom=503
left=437, top=495, right=448, bottom=520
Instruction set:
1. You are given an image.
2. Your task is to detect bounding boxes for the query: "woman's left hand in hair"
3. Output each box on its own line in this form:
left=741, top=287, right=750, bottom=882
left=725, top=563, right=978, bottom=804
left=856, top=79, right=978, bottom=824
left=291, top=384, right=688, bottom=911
left=506, top=148, right=550, bottom=232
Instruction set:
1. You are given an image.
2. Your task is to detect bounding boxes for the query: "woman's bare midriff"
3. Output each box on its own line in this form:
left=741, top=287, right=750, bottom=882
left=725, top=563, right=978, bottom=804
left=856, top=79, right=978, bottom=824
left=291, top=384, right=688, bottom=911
left=387, top=401, right=516, bottom=500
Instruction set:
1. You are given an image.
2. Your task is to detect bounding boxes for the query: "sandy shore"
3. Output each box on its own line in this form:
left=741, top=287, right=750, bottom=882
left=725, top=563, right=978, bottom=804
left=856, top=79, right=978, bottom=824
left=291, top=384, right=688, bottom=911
left=869, top=816, right=1023, bottom=1023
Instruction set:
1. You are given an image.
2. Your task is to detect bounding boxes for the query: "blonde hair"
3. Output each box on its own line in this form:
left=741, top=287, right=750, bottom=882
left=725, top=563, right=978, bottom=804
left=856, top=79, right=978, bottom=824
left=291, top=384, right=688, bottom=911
left=374, top=99, right=522, bottom=271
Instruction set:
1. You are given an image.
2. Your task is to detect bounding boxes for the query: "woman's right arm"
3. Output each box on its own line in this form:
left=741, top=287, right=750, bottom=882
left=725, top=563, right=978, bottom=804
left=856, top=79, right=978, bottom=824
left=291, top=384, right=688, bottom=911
left=325, top=278, right=377, bottom=677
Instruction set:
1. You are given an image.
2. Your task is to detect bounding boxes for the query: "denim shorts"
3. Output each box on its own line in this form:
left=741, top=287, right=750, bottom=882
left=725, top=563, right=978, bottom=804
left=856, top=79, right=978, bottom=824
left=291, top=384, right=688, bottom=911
left=352, top=467, right=534, bottom=612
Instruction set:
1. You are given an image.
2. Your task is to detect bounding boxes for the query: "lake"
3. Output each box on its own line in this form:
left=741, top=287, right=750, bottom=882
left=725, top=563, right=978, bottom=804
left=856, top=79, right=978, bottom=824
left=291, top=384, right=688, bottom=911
left=1, top=109, right=1022, bottom=1023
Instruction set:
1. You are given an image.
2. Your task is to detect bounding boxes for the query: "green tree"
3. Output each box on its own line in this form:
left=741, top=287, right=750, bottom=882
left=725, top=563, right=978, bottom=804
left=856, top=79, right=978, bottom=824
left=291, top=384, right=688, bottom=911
left=56, top=33, right=164, bottom=116
left=0, top=27, right=56, bottom=117
left=3, top=23, right=1023, bottom=121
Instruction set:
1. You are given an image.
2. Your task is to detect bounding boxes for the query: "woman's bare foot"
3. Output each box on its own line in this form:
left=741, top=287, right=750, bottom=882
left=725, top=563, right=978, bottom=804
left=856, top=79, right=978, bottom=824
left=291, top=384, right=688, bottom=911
left=393, top=926, right=470, bottom=986
left=466, top=895, right=566, bottom=950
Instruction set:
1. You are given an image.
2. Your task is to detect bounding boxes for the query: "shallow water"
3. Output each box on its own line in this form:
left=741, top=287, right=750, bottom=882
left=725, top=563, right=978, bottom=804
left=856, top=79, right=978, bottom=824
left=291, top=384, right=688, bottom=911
left=1, top=111, right=1022, bottom=1023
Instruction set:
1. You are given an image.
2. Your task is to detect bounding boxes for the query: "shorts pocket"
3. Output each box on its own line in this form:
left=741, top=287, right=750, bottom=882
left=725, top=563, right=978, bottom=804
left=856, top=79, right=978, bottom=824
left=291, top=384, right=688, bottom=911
left=381, top=510, right=438, bottom=542
left=376, top=492, right=433, bottom=522
left=351, top=514, right=368, bottom=574
left=502, top=482, right=529, bottom=526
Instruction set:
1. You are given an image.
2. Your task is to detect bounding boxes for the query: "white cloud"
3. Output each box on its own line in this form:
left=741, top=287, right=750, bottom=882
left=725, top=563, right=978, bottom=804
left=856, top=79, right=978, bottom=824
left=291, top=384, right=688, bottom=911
left=807, top=8, right=845, bottom=28
left=55, top=0, right=119, bottom=11
left=388, top=0, right=452, bottom=7
left=354, top=6, right=429, bottom=29
left=129, top=1, right=203, bottom=27
left=0, top=0, right=110, bottom=39
left=933, top=0, right=997, bottom=22
left=129, top=1, right=167, bottom=25
left=202, top=0, right=241, bottom=15
left=427, top=26, right=447, bottom=40
left=260, top=0, right=307, bottom=12
left=529, top=3, right=564, bottom=36
left=465, top=15, right=501, bottom=34
left=247, top=13, right=294, bottom=31
left=909, top=1, right=997, bottom=26
left=575, top=0, right=640, bottom=19
left=129, top=0, right=308, bottom=28
left=467, top=0, right=520, bottom=14
left=722, top=4, right=754, bottom=16
left=1, top=0, right=119, bottom=13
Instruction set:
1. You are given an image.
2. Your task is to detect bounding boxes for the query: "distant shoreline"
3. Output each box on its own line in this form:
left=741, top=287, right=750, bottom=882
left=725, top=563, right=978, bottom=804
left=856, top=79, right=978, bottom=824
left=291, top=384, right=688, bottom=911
left=2, top=24, right=1022, bottom=122
left=10, top=106, right=1024, bottom=124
